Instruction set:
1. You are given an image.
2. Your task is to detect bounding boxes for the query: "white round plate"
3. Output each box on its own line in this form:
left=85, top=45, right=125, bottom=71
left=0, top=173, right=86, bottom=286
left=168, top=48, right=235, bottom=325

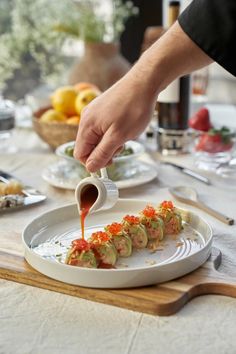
left=42, top=159, right=158, bottom=190
left=23, top=199, right=212, bottom=289
left=56, top=140, right=145, bottom=164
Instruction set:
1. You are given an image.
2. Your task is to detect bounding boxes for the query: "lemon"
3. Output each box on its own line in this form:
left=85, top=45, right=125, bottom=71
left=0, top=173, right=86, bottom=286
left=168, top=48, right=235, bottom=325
left=74, top=82, right=101, bottom=94
left=75, top=88, right=99, bottom=115
left=66, top=116, right=80, bottom=125
left=51, top=86, right=77, bottom=116
left=40, top=109, right=66, bottom=123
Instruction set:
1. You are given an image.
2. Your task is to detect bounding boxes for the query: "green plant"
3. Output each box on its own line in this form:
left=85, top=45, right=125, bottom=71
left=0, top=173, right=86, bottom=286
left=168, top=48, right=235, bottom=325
left=53, top=0, right=138, bottom=43
left=0, top=0, right=138, bottom=90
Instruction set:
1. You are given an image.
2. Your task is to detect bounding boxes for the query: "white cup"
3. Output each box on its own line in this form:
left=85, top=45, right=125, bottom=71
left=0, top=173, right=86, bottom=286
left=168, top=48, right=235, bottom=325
left=75, top=168, right=119, bottom=214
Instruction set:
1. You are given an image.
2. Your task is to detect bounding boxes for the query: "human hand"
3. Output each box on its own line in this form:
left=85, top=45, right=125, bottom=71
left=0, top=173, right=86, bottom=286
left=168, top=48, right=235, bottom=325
left=74, top=71, right=157, bottom=172
left=74, top=21, right=213, bottom=173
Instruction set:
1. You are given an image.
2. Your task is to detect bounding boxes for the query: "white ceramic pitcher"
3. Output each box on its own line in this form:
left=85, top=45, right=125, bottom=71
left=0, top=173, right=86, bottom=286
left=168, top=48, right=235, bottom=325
left=75, top=168, right=119, bottom=214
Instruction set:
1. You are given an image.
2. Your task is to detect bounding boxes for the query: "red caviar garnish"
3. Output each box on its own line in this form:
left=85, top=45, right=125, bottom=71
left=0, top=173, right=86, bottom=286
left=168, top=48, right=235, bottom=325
left=90, top=231, right=110, bottom=244
left=161, top=201, right=174, bottom=210
left=72, top=238, right=91, bottom=251
left=106, top=222, right=123, bottom=235
left=142, top=205, right=156, bottom=218
left=123, top=215, right=140, bottom=225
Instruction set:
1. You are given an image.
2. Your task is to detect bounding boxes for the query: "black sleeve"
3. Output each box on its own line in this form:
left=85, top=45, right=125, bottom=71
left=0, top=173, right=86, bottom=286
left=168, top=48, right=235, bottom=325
left=178, top=0, right=236, bottom=76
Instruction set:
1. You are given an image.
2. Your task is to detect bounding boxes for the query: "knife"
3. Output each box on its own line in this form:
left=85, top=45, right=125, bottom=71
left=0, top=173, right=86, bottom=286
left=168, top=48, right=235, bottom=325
left=162, top=162, right=211, bottom=185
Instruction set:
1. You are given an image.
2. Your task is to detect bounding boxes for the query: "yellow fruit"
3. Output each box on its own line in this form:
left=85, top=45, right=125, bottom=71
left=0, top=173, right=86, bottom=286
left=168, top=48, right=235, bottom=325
left=74, top=82, right=101, bottom=94
left=66, top=116, right=80, bottom=125
left=51, top=86, right=77, bottom=116
left=75, top=89, right=99, bottom=115
left=40, top=109, right=66, bottom=123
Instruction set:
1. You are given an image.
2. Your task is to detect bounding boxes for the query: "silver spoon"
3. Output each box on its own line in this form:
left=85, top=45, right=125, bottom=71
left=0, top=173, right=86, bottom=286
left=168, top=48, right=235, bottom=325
left=169, top=186, right=234, bottom=225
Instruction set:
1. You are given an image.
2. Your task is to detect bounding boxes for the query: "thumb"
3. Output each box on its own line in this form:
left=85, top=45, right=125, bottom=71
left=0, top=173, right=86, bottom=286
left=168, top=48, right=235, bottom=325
left=86, top=129, right=122, bottom=172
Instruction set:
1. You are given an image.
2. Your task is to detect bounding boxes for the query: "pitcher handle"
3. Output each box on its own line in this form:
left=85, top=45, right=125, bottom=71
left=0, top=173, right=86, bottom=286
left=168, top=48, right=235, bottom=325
left=100, top=168, right=108, bottom=179
left=90, top=169, right=107, bottom=179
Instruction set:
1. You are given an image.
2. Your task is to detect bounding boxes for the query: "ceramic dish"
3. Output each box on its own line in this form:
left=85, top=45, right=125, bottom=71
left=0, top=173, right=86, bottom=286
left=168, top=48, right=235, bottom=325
left=0, top=170, right=46, bottom=212
left=42, top=159, right=158, bottom=190
left=56, top=140, right=145, bottom=164
left=23, top=199, right=212, bottom=288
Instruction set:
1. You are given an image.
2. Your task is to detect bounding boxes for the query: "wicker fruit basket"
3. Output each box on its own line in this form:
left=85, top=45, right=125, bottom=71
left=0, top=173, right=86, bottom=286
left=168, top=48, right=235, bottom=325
left=33, top=106, right=78, bottom=150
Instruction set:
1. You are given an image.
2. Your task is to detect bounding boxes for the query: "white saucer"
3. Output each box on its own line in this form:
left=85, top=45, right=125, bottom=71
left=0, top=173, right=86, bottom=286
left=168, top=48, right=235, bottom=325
left=42, top=159, right=158, bottom=190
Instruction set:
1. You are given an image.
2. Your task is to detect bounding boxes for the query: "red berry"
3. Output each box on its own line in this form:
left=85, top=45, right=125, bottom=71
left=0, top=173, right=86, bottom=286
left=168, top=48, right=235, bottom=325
left=189, top=108, right=212, bottom=132
left=195, top=130, right=233, bottom=153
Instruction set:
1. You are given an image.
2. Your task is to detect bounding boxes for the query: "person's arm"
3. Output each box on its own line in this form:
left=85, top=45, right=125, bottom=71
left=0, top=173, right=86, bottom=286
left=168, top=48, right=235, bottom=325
left=74, top=21, right=212, bottom=172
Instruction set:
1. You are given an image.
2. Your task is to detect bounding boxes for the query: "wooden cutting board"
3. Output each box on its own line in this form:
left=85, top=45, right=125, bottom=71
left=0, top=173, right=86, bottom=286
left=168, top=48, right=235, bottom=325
left=1, top=242, right=236, bottom=316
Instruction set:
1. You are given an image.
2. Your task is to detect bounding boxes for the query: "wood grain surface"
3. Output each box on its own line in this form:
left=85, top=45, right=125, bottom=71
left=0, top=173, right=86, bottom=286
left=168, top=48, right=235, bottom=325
left=1, top=237, right=236, bottom=316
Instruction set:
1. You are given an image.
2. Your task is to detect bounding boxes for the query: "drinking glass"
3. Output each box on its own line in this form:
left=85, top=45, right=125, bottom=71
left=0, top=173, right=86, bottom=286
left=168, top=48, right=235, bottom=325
left=192, top=67, right=209, bottom=102
left=193, top=129, right=235, bottom=171
left=216, top=157, right=236, bottom=180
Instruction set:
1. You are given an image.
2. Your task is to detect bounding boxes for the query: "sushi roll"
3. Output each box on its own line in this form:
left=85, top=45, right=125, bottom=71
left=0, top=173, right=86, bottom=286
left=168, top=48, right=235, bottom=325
left=157, top=201, right=182, bottom=235
left=122, top=215, right=148, bottom=249
left=65, top=238, right=97, bottom=268
left=105, top=222, right=132, bottom=257
left=139, top=205, right=164, bottom=241
left=89, top=231, right=118, bottom=267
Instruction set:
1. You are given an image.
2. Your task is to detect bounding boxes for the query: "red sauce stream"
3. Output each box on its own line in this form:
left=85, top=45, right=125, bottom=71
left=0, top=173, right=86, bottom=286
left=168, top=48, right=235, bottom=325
left=80, top=184, right=98, bottom=239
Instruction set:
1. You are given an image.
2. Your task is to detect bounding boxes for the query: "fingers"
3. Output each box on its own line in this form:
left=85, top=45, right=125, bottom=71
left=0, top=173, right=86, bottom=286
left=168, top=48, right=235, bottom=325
left=105, top=159, right=113, bottom=167
left=99, top=145, right=124, bottom=169
left=114, top=145, right=125, bottom=156
left=73, top=122, right=100, bottom=165
left=85, top=129, right=122, bottom=172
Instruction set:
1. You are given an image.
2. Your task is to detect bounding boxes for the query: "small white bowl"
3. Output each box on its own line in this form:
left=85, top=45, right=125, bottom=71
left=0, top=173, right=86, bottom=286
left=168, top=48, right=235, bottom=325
left=56, top=140, right=145, bottom=164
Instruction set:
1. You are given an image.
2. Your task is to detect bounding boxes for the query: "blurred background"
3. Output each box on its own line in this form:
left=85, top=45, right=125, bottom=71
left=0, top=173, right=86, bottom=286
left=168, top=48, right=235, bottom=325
left=0, top=0, right=235, bottom=104
left=0, top=0, right=162, bottom=101
left=0, top=0, right=236, bottom=153
left=1, top=0, right=236, bottom=202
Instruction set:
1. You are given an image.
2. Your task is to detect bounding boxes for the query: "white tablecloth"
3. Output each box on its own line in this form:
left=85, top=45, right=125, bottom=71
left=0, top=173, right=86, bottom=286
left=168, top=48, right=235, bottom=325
left=1, top=111, right=236, bottom=354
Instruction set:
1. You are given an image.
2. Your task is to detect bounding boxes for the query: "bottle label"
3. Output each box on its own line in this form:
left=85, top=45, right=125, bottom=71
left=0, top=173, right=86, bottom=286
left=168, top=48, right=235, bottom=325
left=158, top=79, right=180, bottom=103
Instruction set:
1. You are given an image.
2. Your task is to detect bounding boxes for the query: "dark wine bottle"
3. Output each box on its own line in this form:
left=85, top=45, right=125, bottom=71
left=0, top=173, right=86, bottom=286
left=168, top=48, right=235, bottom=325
left=157, top=75, right=190, bottom=130
left=157, top=1, right=190, bottom=153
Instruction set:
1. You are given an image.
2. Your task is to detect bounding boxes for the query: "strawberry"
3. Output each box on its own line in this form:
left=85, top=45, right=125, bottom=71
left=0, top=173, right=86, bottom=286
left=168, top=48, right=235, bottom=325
left=189, top=107, right=212, bottom=132
left=195, top=127, right=234, bottom=153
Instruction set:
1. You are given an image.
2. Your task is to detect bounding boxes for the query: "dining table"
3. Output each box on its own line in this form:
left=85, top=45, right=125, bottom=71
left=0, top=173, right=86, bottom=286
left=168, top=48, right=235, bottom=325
left=1, top=103, right=236, bottom=354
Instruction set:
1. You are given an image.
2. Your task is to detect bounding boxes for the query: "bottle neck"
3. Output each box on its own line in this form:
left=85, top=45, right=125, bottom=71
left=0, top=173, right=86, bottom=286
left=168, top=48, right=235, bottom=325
left=168, top=2, right=180, bottom=27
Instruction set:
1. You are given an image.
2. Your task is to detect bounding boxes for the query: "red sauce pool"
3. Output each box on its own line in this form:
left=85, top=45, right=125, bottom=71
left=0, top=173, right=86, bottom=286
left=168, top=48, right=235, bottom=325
left=91, top=242, right=116, bottom=269
left=98, top=262, right=116, bottom=269
left=80, top=184, right=98, bottom=239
